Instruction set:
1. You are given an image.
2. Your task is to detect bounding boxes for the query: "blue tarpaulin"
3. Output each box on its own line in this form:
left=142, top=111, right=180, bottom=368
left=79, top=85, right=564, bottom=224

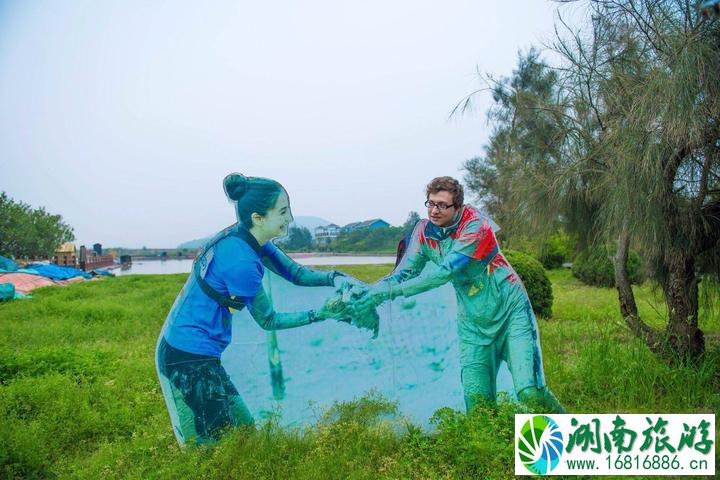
left=0, top=282, right=15, bottom=302
left=25, top=264, right=91, bottom=281
left=0, top=256, right=18, bottom=272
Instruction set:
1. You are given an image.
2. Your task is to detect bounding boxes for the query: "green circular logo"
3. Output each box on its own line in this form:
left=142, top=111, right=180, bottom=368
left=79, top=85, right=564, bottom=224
left=517, top=415, right=564, bottom=475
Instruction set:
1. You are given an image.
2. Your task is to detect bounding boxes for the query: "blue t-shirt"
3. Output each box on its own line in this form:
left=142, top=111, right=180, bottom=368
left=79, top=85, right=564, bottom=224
left=163, top=235, right=275, bottom=357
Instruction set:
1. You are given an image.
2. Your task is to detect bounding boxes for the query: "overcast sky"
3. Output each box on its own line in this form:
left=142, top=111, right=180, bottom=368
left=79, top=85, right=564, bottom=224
left=0, top=1, right=578, bottom=248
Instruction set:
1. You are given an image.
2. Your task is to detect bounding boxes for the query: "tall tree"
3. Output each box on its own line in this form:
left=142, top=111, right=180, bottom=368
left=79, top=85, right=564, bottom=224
left=0, top=192, right=75, bottom=259
left=462, top=49, right=600, bottom=244
left=402, top=211, right=421, bottom=231
left=465, top=1, right=720, bottom=361
left=556, top=0, right=719, bottom=361
left=279, top=226, right=314, bottom=251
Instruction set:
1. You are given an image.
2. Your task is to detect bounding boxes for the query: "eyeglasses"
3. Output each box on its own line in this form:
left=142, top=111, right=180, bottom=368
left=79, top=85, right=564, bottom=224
left=424, top=200, right=455, bottom=211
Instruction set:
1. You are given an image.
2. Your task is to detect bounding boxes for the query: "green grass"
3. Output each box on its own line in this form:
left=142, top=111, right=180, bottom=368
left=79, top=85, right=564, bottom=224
left=0, top=268, right=718, bottom=479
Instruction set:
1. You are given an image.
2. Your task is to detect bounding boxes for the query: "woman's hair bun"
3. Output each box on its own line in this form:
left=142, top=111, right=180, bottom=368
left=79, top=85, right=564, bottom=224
left=223, top=173, right=248, bottom=201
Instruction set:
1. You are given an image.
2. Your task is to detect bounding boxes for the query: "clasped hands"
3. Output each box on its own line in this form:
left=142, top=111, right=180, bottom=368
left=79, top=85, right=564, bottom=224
left=316, top=274, right=397, bottom=337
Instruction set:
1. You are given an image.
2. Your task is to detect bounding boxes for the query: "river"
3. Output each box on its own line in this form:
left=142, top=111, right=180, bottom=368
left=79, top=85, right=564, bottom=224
left=114, top=255, right=395, bottom=275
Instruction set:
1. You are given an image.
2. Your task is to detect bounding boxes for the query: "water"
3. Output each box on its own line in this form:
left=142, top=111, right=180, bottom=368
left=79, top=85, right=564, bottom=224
left=116, top=256, right=396, bottom=275
left=223, top=274, right=468, bottom=428
left=149, top=254, right=516, bottom=428
left=158, top=269, right=515, bottom=431
left=116, top=259, right=195, bottom=275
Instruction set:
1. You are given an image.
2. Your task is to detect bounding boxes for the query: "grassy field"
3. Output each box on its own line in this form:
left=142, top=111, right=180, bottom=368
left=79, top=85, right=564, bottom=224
left=0, top=267, right=718, bottom=479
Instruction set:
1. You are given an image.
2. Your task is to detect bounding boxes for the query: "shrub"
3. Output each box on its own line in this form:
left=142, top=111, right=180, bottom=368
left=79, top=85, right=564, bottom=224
left=504, top=250, right=553, bottom=318
left=572, top=246, right=644, bottom=287
left=538, top=232, right=572, bottom=270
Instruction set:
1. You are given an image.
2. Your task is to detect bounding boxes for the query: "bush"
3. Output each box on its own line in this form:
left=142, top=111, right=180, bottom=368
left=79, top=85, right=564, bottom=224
left=572, top=246, right=644, bottom=287
left=504, top=250, right=553, bottom=318
left=538, top=232, right=572, bottom=270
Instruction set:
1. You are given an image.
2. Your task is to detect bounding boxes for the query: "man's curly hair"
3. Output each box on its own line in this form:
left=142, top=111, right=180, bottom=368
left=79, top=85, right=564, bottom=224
left=426, top=176, right=464, bottom=207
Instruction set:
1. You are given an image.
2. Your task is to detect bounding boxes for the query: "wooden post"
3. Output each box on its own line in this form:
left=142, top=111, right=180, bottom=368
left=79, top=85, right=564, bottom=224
left=79, top=245, right=87, bottom=271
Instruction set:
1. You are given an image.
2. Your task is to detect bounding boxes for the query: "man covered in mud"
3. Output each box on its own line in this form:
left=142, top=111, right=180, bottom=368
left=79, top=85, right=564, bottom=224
left=352, top=176, right=565, bottom=412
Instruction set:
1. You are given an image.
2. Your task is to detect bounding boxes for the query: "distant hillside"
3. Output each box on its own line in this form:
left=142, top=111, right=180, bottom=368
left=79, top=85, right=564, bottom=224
left=176, top=236, right=211, bottom=250
left=176, top=216, right=332, bottom=249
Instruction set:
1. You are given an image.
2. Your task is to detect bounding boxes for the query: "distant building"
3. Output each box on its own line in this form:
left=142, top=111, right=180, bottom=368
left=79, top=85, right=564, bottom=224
left=78, top=244, right=114, bottom=270
left=314, top=223, right=341, bottom=246
left=54, top=242, right=76, bottom=267
left=342, top=219, right=390, bottom=233
left=54, top=243, right=114, bottom=270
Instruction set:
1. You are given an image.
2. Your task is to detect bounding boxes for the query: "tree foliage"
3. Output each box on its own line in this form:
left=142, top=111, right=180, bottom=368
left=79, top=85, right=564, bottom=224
left=278, top=226, right=314, bottom=252
left=402, top=211, right=421, bottom=231
left=463, top=49, right=576, bottom=239
left=539, top=231, right=574, bottom=270
left=463, top=1, right=720, bottom=361
left=332, top=227, right=404, bottom=253
left=0, top=192, right=75, bottom=259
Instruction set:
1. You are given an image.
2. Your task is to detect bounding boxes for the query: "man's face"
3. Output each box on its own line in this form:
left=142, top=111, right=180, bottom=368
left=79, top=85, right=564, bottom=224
left=426, top=191, right=457, bottom=227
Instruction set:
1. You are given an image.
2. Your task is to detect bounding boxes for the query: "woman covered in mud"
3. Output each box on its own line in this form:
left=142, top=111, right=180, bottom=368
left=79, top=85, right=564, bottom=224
left=156, top=174, right=355, bottom=445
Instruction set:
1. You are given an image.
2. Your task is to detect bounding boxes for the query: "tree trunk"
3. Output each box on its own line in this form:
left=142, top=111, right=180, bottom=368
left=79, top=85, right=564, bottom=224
left=657, top=146, right=705, bottom=363
left=615, top=226, right=638, bottom=319
left=662, top=251, right=704, bottom=362
left=614, top=226, right=663, bottom=353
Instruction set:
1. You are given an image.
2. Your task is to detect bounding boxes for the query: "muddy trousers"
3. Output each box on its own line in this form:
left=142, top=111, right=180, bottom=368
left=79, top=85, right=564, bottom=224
left=459, top=300, right=564, bottom=413
left=156, top=337, right=254, bottom=445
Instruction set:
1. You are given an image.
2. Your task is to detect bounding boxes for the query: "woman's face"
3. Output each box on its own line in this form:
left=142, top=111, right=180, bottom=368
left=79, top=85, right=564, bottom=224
left=256, top=191, right=293, bottom=239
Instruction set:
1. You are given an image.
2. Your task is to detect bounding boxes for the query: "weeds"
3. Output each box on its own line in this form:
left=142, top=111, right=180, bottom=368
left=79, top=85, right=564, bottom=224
left=0, top=269, right=717, bottom=479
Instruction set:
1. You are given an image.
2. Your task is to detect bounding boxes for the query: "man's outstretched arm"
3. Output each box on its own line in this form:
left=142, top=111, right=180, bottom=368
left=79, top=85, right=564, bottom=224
left=385, top=251, right=471, bottom=298
left=366, top=217, right=496, bottom=304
